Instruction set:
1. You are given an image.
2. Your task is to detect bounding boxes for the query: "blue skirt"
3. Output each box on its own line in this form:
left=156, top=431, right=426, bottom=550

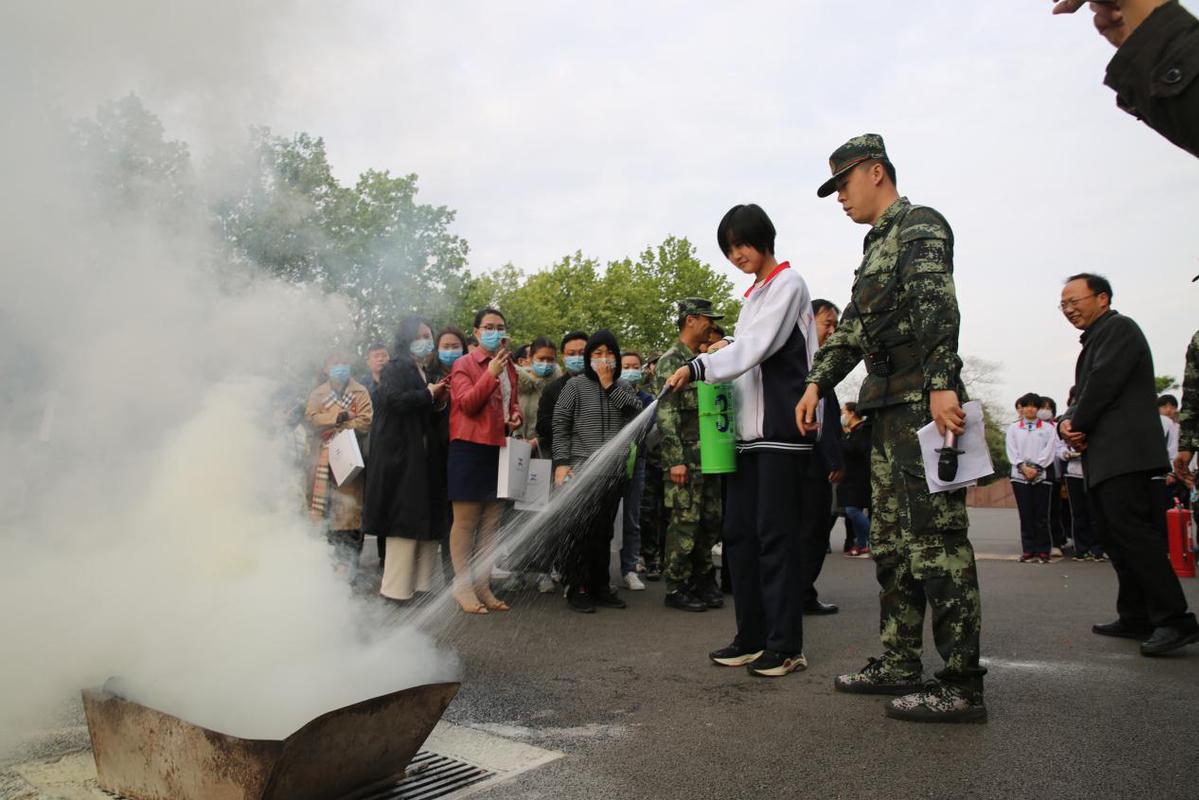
left=447, top=440, right=500, bottom=502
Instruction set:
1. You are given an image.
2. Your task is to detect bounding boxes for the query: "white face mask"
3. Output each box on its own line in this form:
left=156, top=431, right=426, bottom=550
left=591, top=358, right=616, bottom=372
left=1036, top=409, right=1053, bottom=421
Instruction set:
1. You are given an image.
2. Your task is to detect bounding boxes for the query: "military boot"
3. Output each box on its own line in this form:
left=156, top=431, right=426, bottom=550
left=690, top=571, right=724, bottom=609
left=833, top=657, right=922, bottom=695
left=885, top=681, right=987, bottom=724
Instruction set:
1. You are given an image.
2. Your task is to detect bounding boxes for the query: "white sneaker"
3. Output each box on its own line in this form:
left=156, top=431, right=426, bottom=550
left=623, top=571, right=646, bottom=591
left=536, top=573, right=556, bottom=594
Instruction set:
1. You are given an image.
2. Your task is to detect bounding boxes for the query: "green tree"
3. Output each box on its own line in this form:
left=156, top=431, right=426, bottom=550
left=456, top=237, right=740, bottom=355
left=1155, top=375, right=1179, bottom=393
left=215, top=129, right=470, bottom=347
left=72, top=94, right=197, bottom=226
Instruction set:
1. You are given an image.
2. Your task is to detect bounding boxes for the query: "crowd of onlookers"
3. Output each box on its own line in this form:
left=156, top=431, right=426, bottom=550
left=1005, top=390, right=1192, bottom=564
left=293, top=299, right=881, bottom=616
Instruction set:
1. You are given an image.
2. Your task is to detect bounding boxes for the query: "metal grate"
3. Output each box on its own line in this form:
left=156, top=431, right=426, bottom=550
left=353, top=751, right=495, bottom=800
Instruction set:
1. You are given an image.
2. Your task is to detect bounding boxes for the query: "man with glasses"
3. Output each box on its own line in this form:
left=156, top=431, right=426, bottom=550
left=1058, top=273, right=1199, bottom=655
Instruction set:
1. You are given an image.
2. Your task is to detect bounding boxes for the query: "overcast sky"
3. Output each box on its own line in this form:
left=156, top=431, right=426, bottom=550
left=22, top=0, right=1199, bottom=412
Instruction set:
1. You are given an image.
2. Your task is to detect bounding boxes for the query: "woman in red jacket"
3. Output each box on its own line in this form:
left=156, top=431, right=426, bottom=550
left=448, top=307, right=523, bottom=614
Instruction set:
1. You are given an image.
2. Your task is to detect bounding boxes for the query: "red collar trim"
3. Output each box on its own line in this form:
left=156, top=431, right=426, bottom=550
left=744, top=261, right=790, bottom=298
left=470, top=347, right=495, bottom=365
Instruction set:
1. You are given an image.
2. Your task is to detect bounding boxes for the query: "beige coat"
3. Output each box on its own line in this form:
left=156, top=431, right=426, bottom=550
left=306, top=379, right=374, bottom=531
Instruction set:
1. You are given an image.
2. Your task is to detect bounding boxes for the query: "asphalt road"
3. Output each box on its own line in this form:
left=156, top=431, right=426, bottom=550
left=5, top=509, right=1197, bottom=800
left=438, top=510, right=1199, bottom=800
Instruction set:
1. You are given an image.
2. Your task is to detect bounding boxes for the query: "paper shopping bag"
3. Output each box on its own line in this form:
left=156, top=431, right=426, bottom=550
left=497, top=437, right=533, bottom=500
left=514, top=458, right=552, bottom=511
left=328, top=428, right=365, bottom=486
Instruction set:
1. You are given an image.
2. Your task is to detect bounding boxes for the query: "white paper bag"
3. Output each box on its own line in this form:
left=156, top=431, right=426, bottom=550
left=514, top=458, right=552, bottom=511
left=497, top=438, right=533, bottom=500
left=328, top=428, right=365, bottom=486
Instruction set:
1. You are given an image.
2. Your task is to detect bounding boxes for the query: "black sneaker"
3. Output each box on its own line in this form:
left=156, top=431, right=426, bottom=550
left=691, top=573, right=725, bottom=609
left=834, top=657, right=923, bottom=695
left=567, top=588, right=595, bottom=614
left=593, top=589, right=627, bottom=609
left=885, top=681, right=987, bottom=723
left=746, top=650, right=807, bottom=677
left=664, top=587, right=707, bottom=612
left=643, top=561, right=663, bottom=581
left=709, top=642, right=764, bottom=667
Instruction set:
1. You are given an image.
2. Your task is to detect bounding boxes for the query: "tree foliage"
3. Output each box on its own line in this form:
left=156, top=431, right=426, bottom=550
left=457, top=237, right=741, bottom=356
left=214, top=129, right=470, bottom=347
left=1155, top=375, right=1179, bottom=393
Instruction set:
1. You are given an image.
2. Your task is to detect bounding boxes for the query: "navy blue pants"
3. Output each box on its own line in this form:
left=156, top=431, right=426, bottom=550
left=723, top=450, right=808, bottom=655
left=1012, top=481, right=1052, bottom=555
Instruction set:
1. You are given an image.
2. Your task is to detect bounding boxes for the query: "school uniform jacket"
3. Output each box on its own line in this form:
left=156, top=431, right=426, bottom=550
left=686, top=262, right=820, bottom=454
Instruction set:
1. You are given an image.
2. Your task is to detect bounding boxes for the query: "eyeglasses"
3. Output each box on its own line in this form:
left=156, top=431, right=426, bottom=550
left=1058, top=294, right=1096, bottom=312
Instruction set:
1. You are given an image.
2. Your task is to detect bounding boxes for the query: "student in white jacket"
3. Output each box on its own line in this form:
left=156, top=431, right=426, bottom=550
left=664, top=203, right=821, bottom=678
left=1006, top=392, right=1058, bottom=563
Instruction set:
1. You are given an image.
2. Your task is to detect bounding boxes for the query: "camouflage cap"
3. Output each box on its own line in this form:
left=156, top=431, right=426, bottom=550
left=678, top=297, right=724, bottom=320
left=816, top=133, right=891, bottom=198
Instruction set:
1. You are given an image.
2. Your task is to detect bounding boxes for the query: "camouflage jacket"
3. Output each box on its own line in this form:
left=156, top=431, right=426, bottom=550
left=1180, top=328, right=1199, bottom=451
left=807, top=197, right=964, bottom=411
left=654, top=340, right=702, bottom=468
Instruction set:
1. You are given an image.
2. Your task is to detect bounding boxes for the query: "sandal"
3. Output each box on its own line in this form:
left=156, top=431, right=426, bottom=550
left=483, top=598, right=510, bottom=612
left=453, top=591, right=488, bottom=615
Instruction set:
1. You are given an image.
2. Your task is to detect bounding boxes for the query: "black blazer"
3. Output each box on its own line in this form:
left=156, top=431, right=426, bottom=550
left=1063, top=310, right=1169, bottom=488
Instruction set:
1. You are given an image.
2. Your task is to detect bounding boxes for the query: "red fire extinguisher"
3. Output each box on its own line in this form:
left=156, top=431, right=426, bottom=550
left=1167, top=502, right=1195, bottom=579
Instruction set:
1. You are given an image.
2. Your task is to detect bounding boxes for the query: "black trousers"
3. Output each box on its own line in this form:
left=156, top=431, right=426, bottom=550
left=1089, top=470, right=1195, bottom=628
left=797, top=475, right=833, bottom=605
left=563, top=480, right=624, bottom=595
left=1012, top=481, right=1052, bottom=554
left=1065, top=476, right=1101, bottom=556
left=724, top=450, right=807, bottom=654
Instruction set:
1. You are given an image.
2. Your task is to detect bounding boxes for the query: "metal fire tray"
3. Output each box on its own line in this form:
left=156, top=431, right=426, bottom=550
left=81, top=681, right=459, bottom=800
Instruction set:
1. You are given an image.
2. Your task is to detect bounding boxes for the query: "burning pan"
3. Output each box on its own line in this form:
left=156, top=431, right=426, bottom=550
left=82, top=680, right=460, bottom=800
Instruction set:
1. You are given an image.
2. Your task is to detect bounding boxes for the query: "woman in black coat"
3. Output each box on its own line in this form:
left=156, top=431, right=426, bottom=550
left=363, top=317, right=450, bottom=600
left=838, top=402, right=873, bottom=557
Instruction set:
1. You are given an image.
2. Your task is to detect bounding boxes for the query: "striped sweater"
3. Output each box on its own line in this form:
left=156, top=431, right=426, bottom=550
left=551, top=375, right=644, bottom=469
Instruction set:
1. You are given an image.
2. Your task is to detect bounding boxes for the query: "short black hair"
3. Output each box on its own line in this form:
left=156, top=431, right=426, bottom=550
left=1065, top=273, right=1113, bottom=302
left=1159, top=394, right=1180, bottom=408
left=844, top=401, right=857, bottom=414
left=717, top=203, right=776, bottom=256
left=878, top=159, right=897, bottom=187
left=1067, top=385, right=1078, bottom=406
left=1016, top=392, right=1041, bottom=408
left=514, top=344, right=529, bottom=361
left=465, top=335, right=478, bottom=346
left=711, top=324, right=725, bottom=338
left=623, top=350, right=643, bottom=366
left=1039, top=396, right=1057, bottom=415
left=561, top=330, right=589, bottom=350
left=530, top=336, right=556, bottom=356
left=366, top=341, right=388, bottom=354
left=473, top=306, right=506, bottom=328
left=812, top=298, right=840, bottom=317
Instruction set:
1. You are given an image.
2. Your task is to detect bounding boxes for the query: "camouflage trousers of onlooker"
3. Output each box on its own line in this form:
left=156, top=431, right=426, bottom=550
left=870, top=400, right=986, bottom=693
left=663, top=471, right=722, bottom=589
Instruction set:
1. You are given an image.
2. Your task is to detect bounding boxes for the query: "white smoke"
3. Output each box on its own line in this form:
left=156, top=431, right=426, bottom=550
left=0, top=0, right=456, bottom=748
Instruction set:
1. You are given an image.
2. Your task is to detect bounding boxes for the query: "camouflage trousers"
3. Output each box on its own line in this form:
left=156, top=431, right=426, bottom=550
left=869, top=401, right=986, bottom=693
left=663, top=470, right=723, bottom=589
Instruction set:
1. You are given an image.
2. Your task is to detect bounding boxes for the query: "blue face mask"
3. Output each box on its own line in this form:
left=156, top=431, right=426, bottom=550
left=533, top=362, right=555, bottom=378
left=622, top=369, right=642, bottom=385
left=328, top=364, right=351, bottom=384
left=410, top=339, right=434, bottom=358
left=438, top=349, right=462, bottom=367
left=564, top=355, right=585, bottom=374
left=479, top=329, right=506, bottom=352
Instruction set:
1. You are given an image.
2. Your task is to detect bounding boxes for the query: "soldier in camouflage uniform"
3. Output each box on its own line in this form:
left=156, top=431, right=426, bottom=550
left=654, top=298, right=727, bottom=612
left=1174, top=318, right=1199, bottom=485
left=797, top=134, right=986, bottom=723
